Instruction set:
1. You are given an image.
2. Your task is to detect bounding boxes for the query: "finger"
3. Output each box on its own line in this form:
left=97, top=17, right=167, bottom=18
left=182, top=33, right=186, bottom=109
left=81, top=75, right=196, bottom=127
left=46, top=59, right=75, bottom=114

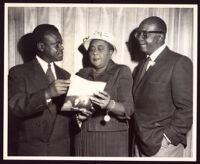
left=57, top=79, right=71, bottom=83
left=55, top=80, right=71, bottom=86
left=90, top=97, right=100, bottom=105
left=79, top=108, right=92, bottom=115
left=56, top=90, right=68, bottom=95
left=84, top=110, right=92, bottom=116
left=93, top=92, right=107, bottom=100
left=66, top=79, right=71, bottom=83
left=71, top=106, right=80, bottom=111
left=55, top=86, right=69, bottom=92
left=99, top=91, right=109, bottom=97
left=78, top=114, right=87, bottom=120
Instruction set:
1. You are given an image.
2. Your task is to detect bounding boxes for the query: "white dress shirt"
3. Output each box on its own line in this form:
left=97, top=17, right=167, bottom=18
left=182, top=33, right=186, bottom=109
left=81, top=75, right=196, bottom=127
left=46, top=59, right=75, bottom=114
left=36, top=55, right=57, bottom=79
left=146, top=43, right=167, bottom=71
left=36, top=55, right=57, bottom=103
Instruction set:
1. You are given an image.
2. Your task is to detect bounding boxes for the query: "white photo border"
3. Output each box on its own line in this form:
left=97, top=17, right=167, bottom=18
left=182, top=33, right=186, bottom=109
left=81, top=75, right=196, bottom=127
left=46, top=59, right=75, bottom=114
left=3, top=3, right=198, bottom=161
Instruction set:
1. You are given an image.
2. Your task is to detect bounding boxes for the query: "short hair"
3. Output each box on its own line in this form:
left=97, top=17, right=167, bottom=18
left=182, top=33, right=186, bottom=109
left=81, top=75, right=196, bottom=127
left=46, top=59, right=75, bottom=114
left=141, top=16, right=167, bottom=34
left=32, top=24, right=59, bottom=43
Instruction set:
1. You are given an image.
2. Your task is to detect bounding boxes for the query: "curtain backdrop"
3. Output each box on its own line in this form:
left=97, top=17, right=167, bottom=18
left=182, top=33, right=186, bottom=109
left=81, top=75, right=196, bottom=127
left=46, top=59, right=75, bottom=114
left=7, top=6, right=194, bottom=157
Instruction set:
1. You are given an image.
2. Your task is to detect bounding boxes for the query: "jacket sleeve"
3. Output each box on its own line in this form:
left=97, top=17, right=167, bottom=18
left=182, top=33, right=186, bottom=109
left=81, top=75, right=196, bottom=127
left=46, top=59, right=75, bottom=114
left=8, top=68, right=48, bottom=118
left=114, top=66, right=134, bottom=120
left=164, top=56, right=193, bottom=145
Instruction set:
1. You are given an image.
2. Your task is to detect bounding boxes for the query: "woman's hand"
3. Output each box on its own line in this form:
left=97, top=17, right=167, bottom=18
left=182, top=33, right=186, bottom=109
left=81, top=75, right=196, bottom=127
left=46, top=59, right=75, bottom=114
left=90, top=91, right=111, bottom=109
left=79, top=108, right=93, bottom=117
left=61, top=100, right=93, bottom=115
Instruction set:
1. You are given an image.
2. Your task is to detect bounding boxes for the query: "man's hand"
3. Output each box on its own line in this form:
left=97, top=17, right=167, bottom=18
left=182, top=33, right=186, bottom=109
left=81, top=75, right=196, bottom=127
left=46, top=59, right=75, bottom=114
left=45, top=79, right=70, bottom=99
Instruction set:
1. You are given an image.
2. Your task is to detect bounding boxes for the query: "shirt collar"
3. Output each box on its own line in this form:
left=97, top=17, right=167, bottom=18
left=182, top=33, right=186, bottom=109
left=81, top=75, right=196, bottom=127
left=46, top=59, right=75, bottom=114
left=36, top=55, right=57, bottom=79
left=149, top=43, right=167, bottom=62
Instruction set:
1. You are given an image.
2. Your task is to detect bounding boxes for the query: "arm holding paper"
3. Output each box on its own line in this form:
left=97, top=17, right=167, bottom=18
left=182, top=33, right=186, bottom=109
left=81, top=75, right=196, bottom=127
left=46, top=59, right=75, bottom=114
left=61, top=75, right=106, bottom=119
left=90, top=91, right=125, bottom=116
left=61, top=74, right=128, bottom=120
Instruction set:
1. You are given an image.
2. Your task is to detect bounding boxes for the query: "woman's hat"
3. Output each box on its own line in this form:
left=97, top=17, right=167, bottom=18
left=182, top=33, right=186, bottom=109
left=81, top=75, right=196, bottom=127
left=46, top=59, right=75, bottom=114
left=83, top=31, right=117, bottom=54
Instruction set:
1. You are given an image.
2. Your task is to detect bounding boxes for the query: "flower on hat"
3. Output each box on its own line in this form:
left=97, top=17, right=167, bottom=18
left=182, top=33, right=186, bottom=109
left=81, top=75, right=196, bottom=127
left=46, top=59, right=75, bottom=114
left=83, top=31, right=117, bottom=54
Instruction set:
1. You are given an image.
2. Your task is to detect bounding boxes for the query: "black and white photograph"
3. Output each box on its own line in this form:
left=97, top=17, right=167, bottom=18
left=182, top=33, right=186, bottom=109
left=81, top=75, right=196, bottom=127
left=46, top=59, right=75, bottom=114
left=3, top=3, right=197, bottom=162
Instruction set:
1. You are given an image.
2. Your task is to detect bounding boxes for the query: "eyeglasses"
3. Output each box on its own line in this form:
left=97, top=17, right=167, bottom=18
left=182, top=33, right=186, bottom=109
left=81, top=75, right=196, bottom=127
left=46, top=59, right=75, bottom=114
left=134, top=30, right=165, bottom=39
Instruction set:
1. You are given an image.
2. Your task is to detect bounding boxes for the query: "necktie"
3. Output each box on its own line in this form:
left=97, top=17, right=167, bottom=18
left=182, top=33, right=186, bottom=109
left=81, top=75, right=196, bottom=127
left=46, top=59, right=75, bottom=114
left=46, top=63, right=56, bottom=113
left=46, top=63, right=55, bottom=84
left=139, top=57, right=151, bottom=81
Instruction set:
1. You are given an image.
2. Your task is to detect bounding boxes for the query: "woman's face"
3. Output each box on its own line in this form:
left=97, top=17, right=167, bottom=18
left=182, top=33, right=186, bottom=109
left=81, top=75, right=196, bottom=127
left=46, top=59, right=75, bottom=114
left=88, top=39, right=113, bottom=70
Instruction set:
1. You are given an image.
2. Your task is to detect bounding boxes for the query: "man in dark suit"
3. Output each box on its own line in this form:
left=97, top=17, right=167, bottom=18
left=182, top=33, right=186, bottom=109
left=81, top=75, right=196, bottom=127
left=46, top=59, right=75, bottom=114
left=132, top=16, right=193, bottom=157
left=8, top=24, right=72, bottom=156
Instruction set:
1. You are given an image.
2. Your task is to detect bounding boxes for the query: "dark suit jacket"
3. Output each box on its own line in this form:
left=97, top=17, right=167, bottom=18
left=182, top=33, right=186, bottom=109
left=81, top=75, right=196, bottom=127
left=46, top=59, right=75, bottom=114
left=8, top=58, right=72, bottom=156
left=132, top=47, right=193, bottom=156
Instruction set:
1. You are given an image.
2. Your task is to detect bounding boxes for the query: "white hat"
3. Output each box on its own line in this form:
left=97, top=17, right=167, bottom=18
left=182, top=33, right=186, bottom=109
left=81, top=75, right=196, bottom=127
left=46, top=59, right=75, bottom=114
left=83, top=31, right=117, bottom=54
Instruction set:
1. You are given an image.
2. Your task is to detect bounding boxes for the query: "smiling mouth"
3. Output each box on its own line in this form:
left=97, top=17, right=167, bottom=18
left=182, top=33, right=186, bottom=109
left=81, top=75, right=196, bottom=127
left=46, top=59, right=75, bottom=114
left=93, top=58, right=101, bottom=61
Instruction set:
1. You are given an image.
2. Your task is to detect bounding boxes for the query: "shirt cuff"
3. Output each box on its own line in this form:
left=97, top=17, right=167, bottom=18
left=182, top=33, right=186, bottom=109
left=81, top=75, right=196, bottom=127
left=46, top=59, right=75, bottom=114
left=163, top=133, right=172, bottom=143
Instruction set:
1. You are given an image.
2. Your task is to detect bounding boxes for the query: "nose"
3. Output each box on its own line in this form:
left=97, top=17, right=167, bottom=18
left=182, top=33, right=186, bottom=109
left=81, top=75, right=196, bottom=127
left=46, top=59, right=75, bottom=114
left=59, top=44, right=64, bottom=50
left=90, top=49, right=98, bottom=56
left=93, top=50, right=98, bottom=55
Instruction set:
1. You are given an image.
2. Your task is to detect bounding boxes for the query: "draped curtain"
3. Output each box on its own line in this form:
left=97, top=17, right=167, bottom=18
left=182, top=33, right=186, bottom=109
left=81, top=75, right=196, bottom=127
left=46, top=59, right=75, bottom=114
left=7, top=6, right=194, bottom=157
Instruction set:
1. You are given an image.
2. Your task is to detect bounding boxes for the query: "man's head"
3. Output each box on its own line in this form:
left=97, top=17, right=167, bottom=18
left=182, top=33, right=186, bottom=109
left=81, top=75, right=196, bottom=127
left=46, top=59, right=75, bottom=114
left=135, top=16, right=167, bottom=55
left=33, top=24, right=64, bottom=63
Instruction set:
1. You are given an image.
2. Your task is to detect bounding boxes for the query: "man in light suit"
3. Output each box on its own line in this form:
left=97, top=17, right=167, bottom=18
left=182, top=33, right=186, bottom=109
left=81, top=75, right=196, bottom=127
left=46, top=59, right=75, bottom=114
left=132, top=16, right=193, bottom=157
left=8, top=24, right=72, bottom=156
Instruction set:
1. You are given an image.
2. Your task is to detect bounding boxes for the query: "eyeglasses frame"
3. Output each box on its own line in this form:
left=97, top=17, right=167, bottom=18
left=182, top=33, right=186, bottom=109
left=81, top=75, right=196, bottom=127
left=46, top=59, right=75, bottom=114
left=134, top=30, right=165, bottom=39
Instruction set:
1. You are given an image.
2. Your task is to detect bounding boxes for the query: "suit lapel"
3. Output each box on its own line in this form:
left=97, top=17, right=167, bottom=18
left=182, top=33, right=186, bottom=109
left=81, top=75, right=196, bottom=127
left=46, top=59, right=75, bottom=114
left=31, top=58, right=50, bottom=90
left=133, top=47, right=169, bottom=95
left=29, top=59, right=53, bottom=142
left=132, top=61, right=146, bottom=94
left=54, top=63, right=71, bottom=80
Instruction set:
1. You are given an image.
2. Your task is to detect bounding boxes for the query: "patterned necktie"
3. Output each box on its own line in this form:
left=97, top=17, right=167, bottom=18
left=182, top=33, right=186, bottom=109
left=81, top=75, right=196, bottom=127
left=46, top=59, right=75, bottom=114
left=139, top=57, right=151, bottom=81
left=46, top=63, right=57, bottom=114
left=46, top=63, right=55, bottom=84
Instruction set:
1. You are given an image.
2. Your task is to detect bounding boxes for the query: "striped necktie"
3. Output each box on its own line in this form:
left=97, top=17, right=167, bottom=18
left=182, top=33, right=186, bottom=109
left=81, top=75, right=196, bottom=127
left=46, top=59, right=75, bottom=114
left=46, top=63, right=55, bottom=84
left=139, top=57, right=151, bottom=81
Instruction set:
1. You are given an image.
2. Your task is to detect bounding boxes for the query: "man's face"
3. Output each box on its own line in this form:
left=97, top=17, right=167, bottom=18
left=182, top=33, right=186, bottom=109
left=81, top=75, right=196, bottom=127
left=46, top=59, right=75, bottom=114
left=136, top=22, right=163, bottom=55
left=88, top=39, right=113, bottom=70
left=41, top=32, right=64, bottom=62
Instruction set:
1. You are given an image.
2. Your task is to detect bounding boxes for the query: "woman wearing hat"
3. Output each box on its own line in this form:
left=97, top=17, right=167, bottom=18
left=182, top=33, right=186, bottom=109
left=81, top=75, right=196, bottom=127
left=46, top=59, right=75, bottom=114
left=74, top=31, right=134, bottom=156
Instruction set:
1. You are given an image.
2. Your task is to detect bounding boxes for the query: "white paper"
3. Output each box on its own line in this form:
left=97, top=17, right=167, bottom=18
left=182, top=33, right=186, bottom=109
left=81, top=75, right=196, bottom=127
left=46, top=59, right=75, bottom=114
left=67, top=74, right=106, bottom=96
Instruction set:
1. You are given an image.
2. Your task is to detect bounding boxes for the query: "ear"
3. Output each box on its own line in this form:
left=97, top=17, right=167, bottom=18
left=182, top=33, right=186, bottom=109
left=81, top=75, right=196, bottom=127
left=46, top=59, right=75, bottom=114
left=159, top=34, right=165, bottom=41
left=109, top=49, right=114, bottom=56
left=37, top=42, right=45, bottom=52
